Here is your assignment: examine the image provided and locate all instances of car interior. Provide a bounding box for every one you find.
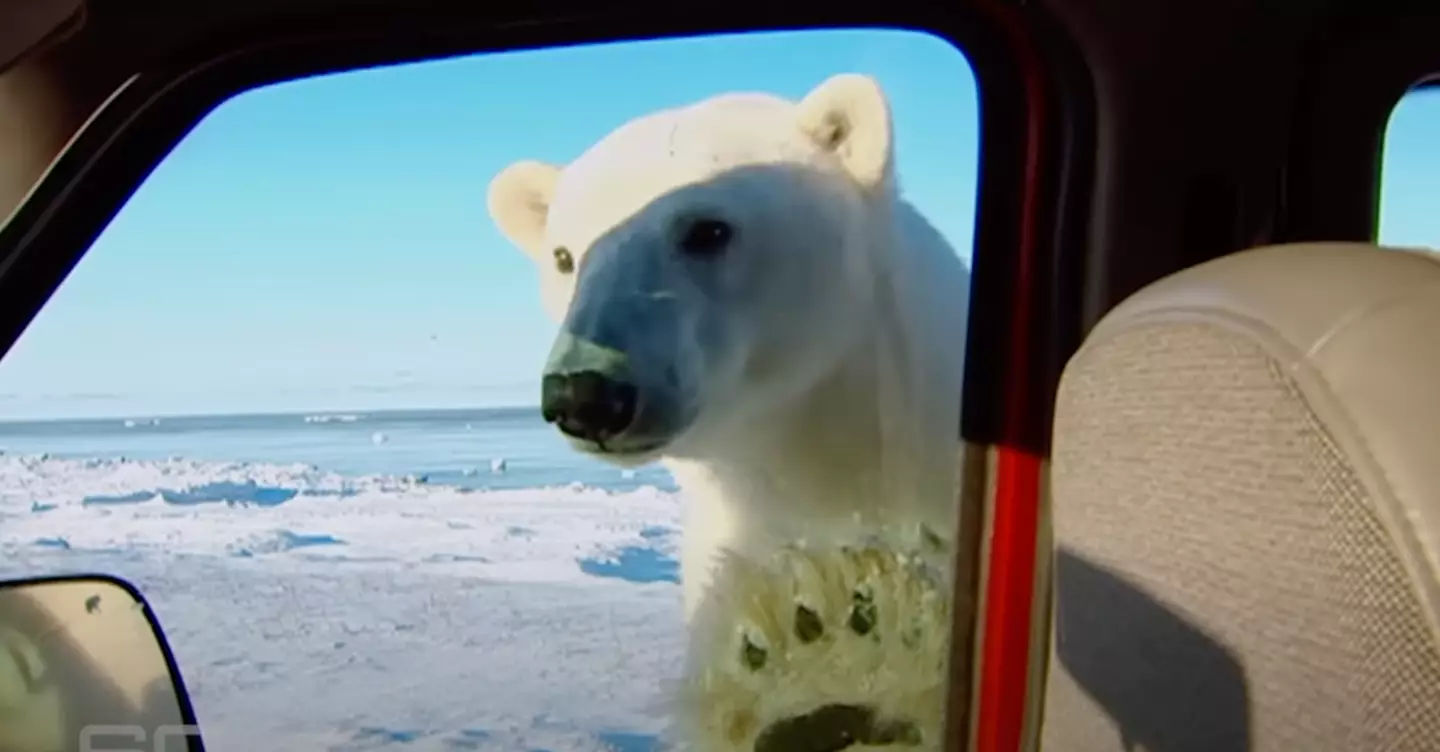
[0,0,1437,751]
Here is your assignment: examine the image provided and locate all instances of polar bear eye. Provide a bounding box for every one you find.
[678,219,734,257]
[552,247,575,274]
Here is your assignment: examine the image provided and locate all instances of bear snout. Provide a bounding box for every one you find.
[540,370,639,443]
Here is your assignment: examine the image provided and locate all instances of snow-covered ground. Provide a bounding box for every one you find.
[0,453,687,751]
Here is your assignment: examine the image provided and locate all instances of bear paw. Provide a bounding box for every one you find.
[673,539,955,752]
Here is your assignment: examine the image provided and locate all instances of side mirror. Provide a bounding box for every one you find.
[0,574,204,752]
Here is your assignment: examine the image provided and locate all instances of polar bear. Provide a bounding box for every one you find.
[488,73,970,751]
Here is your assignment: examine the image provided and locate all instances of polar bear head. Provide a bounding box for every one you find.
[487,74,896,466]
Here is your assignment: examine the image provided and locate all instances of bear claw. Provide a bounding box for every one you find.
[848,587,878,637]
[795,604,825,643]
[741,635,768,671]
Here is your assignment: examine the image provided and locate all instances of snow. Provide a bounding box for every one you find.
[0,453,686,751]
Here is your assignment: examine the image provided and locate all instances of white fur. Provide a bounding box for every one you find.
[674,537,956,752]
[489,73,970,750]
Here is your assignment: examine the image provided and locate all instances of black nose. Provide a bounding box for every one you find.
[540,371,638,442]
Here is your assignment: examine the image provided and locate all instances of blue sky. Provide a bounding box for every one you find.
[1379,88,1440,248]
[0,28,981,420]
[0,34,1435,421]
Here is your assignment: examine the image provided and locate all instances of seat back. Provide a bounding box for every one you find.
[1039,242,1440,751]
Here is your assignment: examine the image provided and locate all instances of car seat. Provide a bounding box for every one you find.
[1039,242,1440,751]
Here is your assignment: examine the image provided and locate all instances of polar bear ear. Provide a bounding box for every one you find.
[487,159,562,258]
[795,73,894,190]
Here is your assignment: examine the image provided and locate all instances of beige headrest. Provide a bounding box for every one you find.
[1083,241,1440,638]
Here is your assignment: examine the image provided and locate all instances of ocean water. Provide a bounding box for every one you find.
[0,407,677,493]
[0,407,688,752]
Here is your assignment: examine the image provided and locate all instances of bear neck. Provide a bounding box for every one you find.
[664,198,957,553]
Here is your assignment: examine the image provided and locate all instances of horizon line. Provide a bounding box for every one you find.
[0,402,544,426]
